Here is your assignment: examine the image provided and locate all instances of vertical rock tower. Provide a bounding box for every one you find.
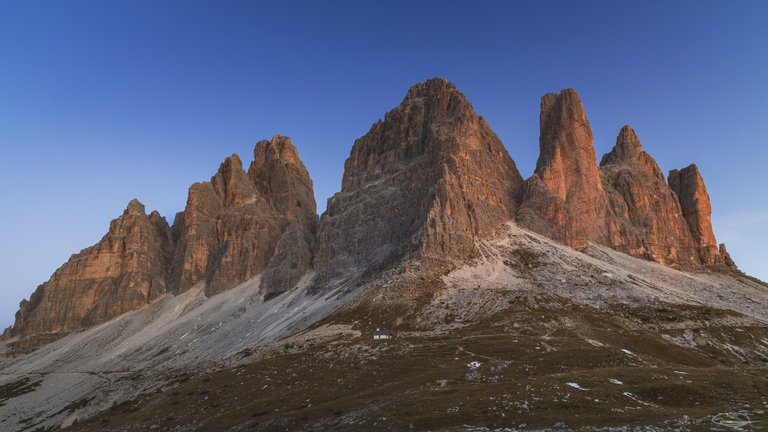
[518,89,614,248]
[668,164,735,269]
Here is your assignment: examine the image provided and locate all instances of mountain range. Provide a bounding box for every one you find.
[1,79,765,432]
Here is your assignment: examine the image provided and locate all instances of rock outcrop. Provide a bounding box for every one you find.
[314,78,524,278]
[3,200,172,352]
[172,135,317,296]
[668,164,736,270]
[517,89,615,249]
[599,125,701,268]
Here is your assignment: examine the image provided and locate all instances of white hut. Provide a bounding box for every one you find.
[373,328,391,340]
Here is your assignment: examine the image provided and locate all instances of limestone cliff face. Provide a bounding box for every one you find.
[4,200,172,351]
[668,164,735,270]
[599,126,700,268]
[314,78,524,277]
[517,89,615,249]
[172,135,317,296]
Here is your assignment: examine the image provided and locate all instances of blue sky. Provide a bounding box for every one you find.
[1,1,766,329]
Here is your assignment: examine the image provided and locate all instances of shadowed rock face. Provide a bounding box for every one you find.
[599,125,701,268]
[314,78,524,277]
[668,164,735,270]
[250,136,318,296]
[172,135,317,297]
[171,154,274,295]
[3,200,173,351]
[517,89,615,249]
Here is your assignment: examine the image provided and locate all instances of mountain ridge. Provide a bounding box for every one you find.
[1,78,766,431]
[1,77,743,353]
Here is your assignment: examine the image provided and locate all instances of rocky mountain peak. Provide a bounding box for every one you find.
[518,88,613,249]
[210,153,257,208]
[249,134,316,222]
[600,125,644,165]
[253,134,304,168]
[668,164,711,243]
[3,199,173,353]
[536,88,599,198]
[401,77,455,101]
[402,77,472,118]
[669,163,702,188]
[125,198,146,215]
[616,124,642,148]
[172,136,317,296]
[600,126,666,182]
[316,78,523,278]
[539,88,586,135]
[248,134,318,297]
[597,126,701,268]
[148,210,165,223]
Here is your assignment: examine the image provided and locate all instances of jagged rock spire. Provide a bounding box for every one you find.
[249,134,316,227]
[518,88,613,249]
[600,125,644,166]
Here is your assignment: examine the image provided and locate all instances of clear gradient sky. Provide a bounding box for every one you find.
[1,1,767,329]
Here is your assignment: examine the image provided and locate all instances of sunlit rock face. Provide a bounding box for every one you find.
[517,90,736,272]
[668,164,736,270]
[599,125,700,268]
[314,78,524,278]
[517,88,615,249]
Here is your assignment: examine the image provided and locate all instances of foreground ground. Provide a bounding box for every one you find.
[63,292,768,431]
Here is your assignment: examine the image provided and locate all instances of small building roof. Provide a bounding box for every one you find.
[373,328,391,335]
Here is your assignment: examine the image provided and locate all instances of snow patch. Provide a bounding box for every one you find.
[566,382,589,391]
[623,392,658,407]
